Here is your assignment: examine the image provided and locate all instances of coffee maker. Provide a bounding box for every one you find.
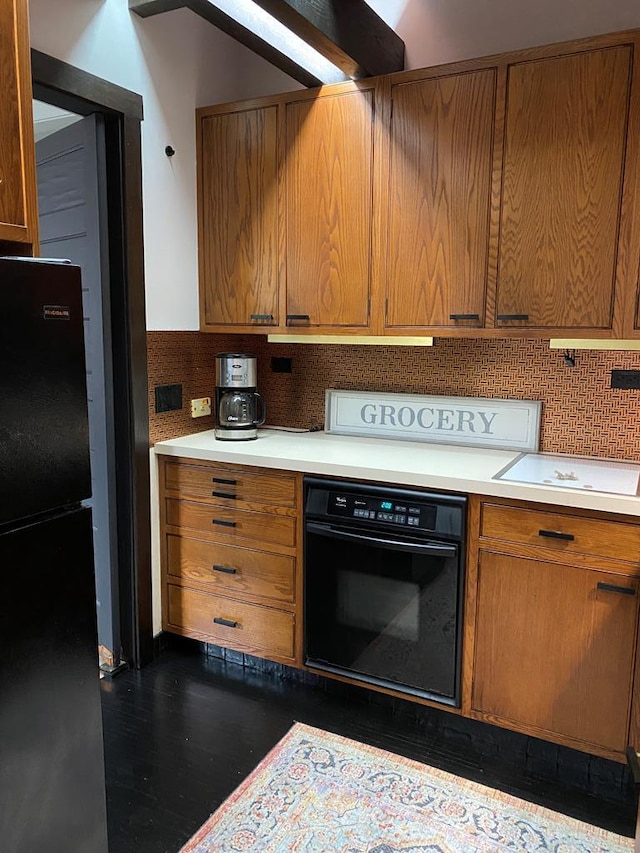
[214,353,265,441]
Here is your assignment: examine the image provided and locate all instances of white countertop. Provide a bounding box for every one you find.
[154,429,640,517]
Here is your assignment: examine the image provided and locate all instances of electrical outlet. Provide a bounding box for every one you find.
[611,370,640,389]
[191,397,212,418]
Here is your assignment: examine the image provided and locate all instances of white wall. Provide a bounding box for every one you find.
[367,0,640,68]
[28,0,299,330]
[29,1,640,330]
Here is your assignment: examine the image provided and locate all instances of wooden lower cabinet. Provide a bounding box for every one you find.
[159,459,640,759]
[469,498,640,760]
[160,457,302,666]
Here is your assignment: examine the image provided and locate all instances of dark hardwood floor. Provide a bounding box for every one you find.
[101,641,637,853]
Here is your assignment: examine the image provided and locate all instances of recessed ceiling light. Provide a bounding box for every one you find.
[205,0,349,84]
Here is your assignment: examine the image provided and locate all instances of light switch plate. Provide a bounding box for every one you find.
[191,397,211,418]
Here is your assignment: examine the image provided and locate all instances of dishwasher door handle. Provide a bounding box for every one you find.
[306,521,458,557]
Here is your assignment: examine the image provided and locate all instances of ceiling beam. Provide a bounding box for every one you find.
[129,0,405,87]
[247,0,404,79]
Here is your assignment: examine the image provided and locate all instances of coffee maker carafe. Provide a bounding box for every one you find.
[215,354,265,441]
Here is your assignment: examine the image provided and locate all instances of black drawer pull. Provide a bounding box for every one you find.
[213,617,238,628]
[286,314,310,323]
[212,477,236,485]
[212,491,237,500]
[497,314,529,321]
[538,529,575,541]
[212,519,236,528]
[449,313,480,321]
[250,314,274,321]
[212,564,237,575]
[597,582,636,596]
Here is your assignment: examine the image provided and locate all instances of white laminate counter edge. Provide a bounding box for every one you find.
[153,430,640,517]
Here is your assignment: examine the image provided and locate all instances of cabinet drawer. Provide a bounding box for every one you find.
[481,503,640,563]
[164,461,296,508]
[166,534,295,603]
[166,585,295,659]
[165,498,296,548]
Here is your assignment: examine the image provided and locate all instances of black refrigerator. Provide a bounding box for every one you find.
[0,257,109,852]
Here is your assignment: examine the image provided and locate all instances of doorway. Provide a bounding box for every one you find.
[31,51,153,668]
[34,104,120,665]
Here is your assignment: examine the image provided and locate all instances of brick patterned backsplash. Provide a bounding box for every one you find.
[147,332,640,460]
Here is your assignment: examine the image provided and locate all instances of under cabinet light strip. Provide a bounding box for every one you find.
[549,339,640,351]
[267,335,434,346]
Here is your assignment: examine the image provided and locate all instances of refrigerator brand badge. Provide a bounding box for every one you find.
[325,389,541,451]
[43,305,71,320]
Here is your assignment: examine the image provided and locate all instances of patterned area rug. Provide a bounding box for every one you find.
[179,723,633,852]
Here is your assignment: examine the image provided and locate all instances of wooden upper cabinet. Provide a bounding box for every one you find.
[284,89,374,329]
[496,46,632,329]
[198,106,279,329]
[0,0,38,248]
[385,70,497,329]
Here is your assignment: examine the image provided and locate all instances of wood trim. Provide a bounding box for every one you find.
[196,78,378,120]
[485,66,507,327]
[381,27,640,88]
[475,493,640,527]
[31,50,143,119]
[31,54,152,668]
[461,495,481,716]
[294,472,304,666]
[276,101,286,333]
[469,708,626,763]
[629,620,640,749]
[15,0,38,250]
[372,74,391,335]
[617,36,640,336]
[160,457,170,634]
[120,114,153,667]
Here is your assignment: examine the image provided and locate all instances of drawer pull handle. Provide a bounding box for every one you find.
[286,314,310,323]
[250,314,274,322]
[449,313,480,321]
[212,564,237,575]
[497,314,529,321]
[212,519,236,528]
[212,491,237,500]
[212,477,236,486]
[538,529,574,541]
[213,617,238,628]
[597,582,636,596]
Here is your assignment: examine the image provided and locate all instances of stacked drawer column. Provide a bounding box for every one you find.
[160,458,302,665]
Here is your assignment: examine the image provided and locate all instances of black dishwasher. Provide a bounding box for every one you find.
[304,477,467,707]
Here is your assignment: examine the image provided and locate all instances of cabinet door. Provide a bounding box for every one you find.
[472,551,638,754]
[386,70,496,329]
[285,90,373,328]
[198,106,279,328]
[496,47,631,329]
[0,0,38,247]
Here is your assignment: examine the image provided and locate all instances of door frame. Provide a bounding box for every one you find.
[31,50,153,668]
